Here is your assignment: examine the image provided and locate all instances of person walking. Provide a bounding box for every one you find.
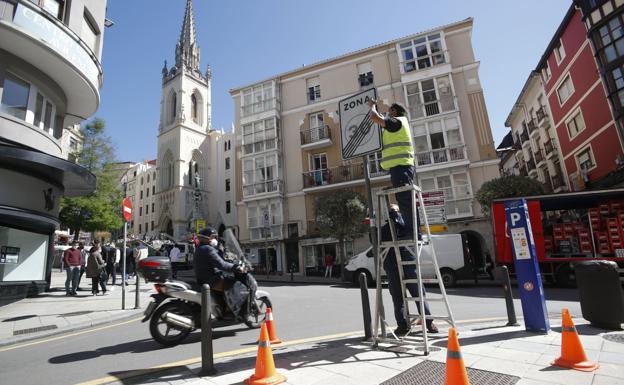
[86,242,107,296]
[368,100,419,239]
[76,242,88,291]
[105,242,118,288]
[324,253,334,278]
[62,242,81,296]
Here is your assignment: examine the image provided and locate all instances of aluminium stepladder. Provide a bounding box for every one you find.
[371,184,456,355]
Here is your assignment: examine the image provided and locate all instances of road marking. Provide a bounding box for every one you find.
[0,316,143,353]
[75,316,512,385]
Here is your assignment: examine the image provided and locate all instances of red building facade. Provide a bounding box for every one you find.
[537,7,623,189]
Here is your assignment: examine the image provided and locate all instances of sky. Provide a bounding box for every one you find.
[97,0,572,162]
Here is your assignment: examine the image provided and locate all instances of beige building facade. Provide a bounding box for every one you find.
[230,18,499,277]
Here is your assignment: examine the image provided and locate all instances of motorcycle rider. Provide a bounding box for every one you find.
[194,226,244,292]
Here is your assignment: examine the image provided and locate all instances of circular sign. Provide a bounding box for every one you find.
[122,198,133,222]
[523,281,534,291]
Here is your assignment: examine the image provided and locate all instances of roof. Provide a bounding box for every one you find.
[229,18,473,94]
[496,130,515,150]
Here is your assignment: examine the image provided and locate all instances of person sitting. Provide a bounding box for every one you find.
[194,226,244,292]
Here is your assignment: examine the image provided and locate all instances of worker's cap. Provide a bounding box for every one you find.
[197,226,218,239]
[390,103,406,116]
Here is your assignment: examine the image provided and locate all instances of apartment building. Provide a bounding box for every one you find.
[0,0,108,301]
[230,18,500,276]
[119,160,158,239]
[59,124,83,163]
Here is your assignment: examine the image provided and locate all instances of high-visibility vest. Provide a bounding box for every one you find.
[380,116,414,170]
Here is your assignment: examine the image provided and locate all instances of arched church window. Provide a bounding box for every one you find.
[169,92,177,123]
[191,93,198,123]
[188,161,193,185]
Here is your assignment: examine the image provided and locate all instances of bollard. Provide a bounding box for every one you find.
[199,284,216,376]
[134,273,140,309]
[494,266,519,326]
[359,272,373,340]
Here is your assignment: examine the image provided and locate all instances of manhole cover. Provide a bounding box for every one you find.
[381,360,520,385]
[60,311,93,317]
[13,325,57,336]
[603,333,624,344]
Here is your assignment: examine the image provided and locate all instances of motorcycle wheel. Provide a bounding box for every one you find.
[149,301,194,347]
[244,296,272,329]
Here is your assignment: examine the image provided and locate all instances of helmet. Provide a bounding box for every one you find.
[198,226,217,239]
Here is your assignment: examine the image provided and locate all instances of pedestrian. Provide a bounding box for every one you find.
[105,242,117,288]
[76,242,87,291]
[368,99,419,239]
[62,242,81,296]
[382,204,437,336]
[86,242,107,295]
[124,246,135,282]
[324,253,333,278]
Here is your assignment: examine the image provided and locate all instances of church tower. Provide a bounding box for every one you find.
[156,0,214,239]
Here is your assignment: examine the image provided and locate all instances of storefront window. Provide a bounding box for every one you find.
[0,226,48,282]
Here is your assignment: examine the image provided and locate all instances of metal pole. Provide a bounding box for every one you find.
[359,272,372,340]
[200,284,216,376]
[494,265,519,326]
[362,156,379,287]
[122,221,127,310]
[134,264,140,309]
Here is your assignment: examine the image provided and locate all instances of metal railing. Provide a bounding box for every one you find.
[302,162,386,188]
[527,119,538,134]
[551,173,565,189]
[544,140,554,155]
[415,145,466,167]
[242,179,283,197]
[534,149,544,164]
[526,159,536,170]
[520,130,529,142]
[536,106,547,123]
[241,97,279,117]
[300,125,332,145]
[408,95,456,120]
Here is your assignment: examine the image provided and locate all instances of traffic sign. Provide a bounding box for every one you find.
[122,198,133,222]
[417,191,447,225]
[339,88,382,160]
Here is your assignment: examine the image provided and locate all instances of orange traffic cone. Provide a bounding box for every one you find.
[552,308,599,372]
[244,322,287,385]
[444,328,470,385]
[265,307,282,344]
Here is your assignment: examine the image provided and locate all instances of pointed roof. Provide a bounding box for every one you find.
[175,0,201,73]
[179,0,197,52]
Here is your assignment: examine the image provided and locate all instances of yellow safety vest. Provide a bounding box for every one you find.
[380,116,414,170]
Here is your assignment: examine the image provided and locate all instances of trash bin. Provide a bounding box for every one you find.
[574,260,624,330]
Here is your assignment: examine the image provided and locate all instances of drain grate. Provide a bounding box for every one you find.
[603,333,624,344]
[381,360,520,385]
[13,324,58,336]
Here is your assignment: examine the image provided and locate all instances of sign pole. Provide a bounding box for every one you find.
[362,156,379,279]
[122,221,127,310]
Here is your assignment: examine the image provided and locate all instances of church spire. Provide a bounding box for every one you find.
[175,0,200,73]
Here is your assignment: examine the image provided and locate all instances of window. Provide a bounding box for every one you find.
[139,207,143,216]
[140,177,144,185]
[598,13,624,64]
[226,201,231,214]
[146,188,149,197]
[307,77,321,102]
[399,33,445,73]
[152,186,155,195]
[169,92,177,123]
[1,73,30,120]
[308,112,326,142]
[541,63,552,83]
[242,118,277,154]
[576,147,595,171]
[140,190,143,199]
[566,110,586,138]
[288,223,299,238]
[357,62,373,87]
[243,154,279,196]
[247,199,283,240]
[557,75,574,105]
[612,65,624,109]
[225,157,230,170]
[418,171,472,217]
[151,203,155,213]
[82,12,99,53]
[405,75,454,119]
[191,93,198,123]
[225,178,230,192]
[147,174,150,183]
[309,153,328,186]
[151,221,154,231]
[241,82,275,116]
[28,0,65,20]
[554,41,566,64]
[139,224,142,233]
[69,137,78,150]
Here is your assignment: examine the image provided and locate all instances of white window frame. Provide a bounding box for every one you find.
[242,153,279,197]
[557,74,575,105]
[309,153,328,171]
[82,10,99,54]
[565,109,586,139]
[398,33,446,74]
[306,77,321,103]
[242,117,277,155]
[241,81,275,115]
[575,145,597,173]
[541,63,552,83]
[554,39,566,65]
[404,75,456,120]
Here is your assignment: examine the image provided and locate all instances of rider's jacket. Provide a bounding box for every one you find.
[194,243,235,287]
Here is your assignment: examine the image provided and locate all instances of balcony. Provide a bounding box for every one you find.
[544,140,557,158]
[528,119,540,138]
[300,125,332,150]
[551,173,565,190]
[302,162,386,189]
[534,149,545,165]
[526,159,536,170]
[242,179,283,198]
[536,106,550,128]
[0,0,103,121]
[241,97,279,118]
[520,130,529,142]
[415,145,467,167]
[408,95,456,120]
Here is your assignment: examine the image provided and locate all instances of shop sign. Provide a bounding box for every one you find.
[0,246,20,264]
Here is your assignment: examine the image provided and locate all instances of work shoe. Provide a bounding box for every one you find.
[427,322,439,334]
[394,324,410,336]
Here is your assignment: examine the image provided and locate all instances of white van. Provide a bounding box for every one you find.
[344,234,469,287]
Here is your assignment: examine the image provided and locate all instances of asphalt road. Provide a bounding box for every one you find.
[0,282,581,385]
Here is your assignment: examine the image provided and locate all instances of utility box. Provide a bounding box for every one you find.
[575,260,624,330]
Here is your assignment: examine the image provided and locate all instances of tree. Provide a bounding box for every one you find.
[475,175,546,216]
[315,190,368,281]
[59,118,123,240]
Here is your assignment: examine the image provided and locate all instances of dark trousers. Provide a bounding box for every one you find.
[106,263,116,285]
[383,246,432,327]
[389,165,420,236]
[91,276,107,294]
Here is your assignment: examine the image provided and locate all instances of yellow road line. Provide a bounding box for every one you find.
[0,316,143,353]
[74,317,512,385]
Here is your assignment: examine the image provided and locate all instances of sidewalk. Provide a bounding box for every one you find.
[102,317,624,385]
[0,271,155,347]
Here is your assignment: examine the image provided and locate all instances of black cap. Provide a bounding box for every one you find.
[198,226,217,239]
[390,103,406,116]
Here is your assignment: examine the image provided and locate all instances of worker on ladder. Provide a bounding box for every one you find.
[367,100,419,239]
[382,204,438,336]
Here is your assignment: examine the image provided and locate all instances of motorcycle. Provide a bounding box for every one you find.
[139,230,272,347]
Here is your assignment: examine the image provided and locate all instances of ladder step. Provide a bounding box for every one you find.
[402,278,439,284]
[377,184,422,196]
[404,296,446,302]
[380,240,428,247]
[399,260,434,266]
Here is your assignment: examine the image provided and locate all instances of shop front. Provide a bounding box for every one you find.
[243,240,283,276]
[300,238,354,278]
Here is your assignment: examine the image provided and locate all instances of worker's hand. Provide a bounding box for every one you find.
[367,99,377,108]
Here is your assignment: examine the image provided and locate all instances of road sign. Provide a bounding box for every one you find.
[417,191,447,225]
[504,199,550,333]
[339,88,382,160]
[122,198,133,222]
[195,219,206,234]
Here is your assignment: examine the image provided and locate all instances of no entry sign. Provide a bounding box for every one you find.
[339,88,382,160]
[122,198,133,222]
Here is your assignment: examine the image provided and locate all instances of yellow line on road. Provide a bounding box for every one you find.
[74,316,511,385]
[0,316,143,353]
